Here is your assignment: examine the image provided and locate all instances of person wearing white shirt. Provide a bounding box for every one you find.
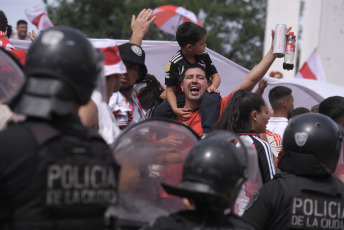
[266,86,294,161]
[79,42,126,147]
[10,20,31,41]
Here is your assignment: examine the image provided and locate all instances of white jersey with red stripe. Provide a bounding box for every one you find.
[108,91,145,128]
[266,117,288,157]
[0,31,15,51]
[266,130,282,158]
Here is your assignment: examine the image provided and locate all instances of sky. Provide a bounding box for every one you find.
[2,0,53,34]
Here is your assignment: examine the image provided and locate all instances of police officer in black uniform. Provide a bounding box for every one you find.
[142,131,255,230]
[242,113,344,230]
[0,27,119,229]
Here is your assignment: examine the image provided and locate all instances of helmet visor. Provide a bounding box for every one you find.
[0,49,25,104]
[111,119,199,222]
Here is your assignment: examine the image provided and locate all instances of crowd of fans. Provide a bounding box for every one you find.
[0,7,344,230]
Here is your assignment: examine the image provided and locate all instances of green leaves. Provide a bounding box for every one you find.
[45,0,266,69]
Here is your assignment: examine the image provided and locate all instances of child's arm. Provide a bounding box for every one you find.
[166,86,178,112]
[166,86,190,119]
[207,73,221,93]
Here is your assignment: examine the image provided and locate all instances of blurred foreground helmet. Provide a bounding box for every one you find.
[0,48,25,103]
[107,118,199,227]
[162,130,248,210]
[281,113,343,174]
[9,26,103,119]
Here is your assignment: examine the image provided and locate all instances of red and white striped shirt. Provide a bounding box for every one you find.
[0,31,15,51]
[266,129,282,158]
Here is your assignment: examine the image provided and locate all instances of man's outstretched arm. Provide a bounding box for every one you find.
[234,27,295,93]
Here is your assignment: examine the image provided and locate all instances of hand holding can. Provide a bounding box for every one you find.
[273,24,287,58]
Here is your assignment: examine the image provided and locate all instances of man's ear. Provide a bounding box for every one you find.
[283,100,288,110]
[180,82,185,93]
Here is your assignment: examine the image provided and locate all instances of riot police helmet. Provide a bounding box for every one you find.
[9,26,103,119]
[162,130,248,210]
[281,113,343,175]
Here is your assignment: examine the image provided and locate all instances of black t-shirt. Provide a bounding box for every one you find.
[165,50,218,93]
[143,210,255,230]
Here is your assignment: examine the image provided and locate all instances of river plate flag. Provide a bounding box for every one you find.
[295,48,326,81]
[25,6,54,31]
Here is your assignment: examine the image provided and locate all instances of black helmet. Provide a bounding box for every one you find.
[281,113,343,174]
[162,131,248,210]
[9,26,103,119]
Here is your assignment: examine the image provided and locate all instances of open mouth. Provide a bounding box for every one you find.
[190,86,200,94]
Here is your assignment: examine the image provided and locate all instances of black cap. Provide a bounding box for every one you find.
[119,43,147,83]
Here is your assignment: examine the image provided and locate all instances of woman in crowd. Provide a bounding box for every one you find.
[214,89,275,215]
[215,89,275,183]
[0,10,14,50]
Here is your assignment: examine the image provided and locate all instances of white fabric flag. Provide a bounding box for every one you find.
[11,39,344,110]
[25,6,54,31]
[295,48,326,81]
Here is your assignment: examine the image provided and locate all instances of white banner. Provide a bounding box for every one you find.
[10,39,344,110]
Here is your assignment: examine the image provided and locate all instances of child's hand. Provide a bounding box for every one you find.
[173,108,191,120]
[207,85,219,93]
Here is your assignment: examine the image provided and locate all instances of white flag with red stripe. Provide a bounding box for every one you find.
[25,6,54,31]
[295,48,326,81]
[152,5,203,35]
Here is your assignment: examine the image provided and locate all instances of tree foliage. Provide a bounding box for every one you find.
[45,0,266,69]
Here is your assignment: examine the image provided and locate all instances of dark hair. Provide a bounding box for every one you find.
[268,86,292,111]
[319,96,344,123]
[6,25,12,38]
[17,20,28,26]
[311,104,320,113]
[215,90,265,133]
[0,11,12,37]
[176,22,207,48]
[181,64,209,83]
[0,10,8,32]
[135,74,165,117]
[292,107,310,118]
